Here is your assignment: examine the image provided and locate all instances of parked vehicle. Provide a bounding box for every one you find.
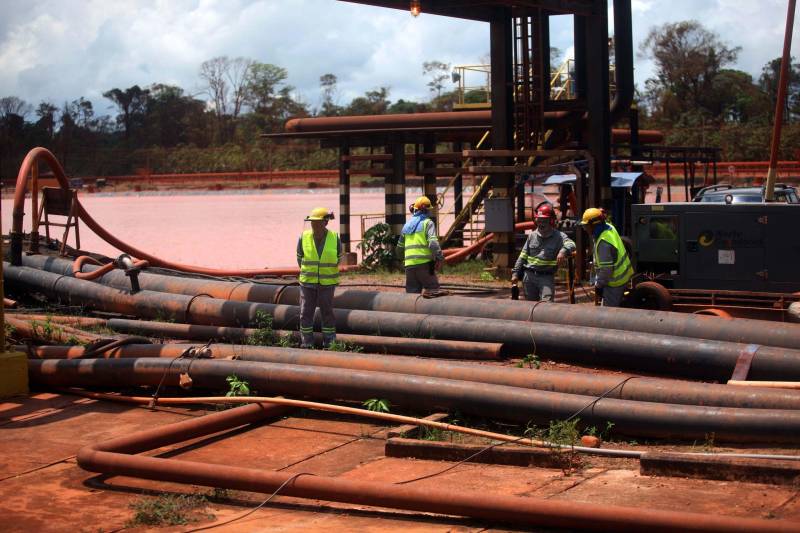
[692,183,799,204]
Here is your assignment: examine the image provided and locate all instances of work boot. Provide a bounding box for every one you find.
[300,331,314,349]
[322,333,336,349]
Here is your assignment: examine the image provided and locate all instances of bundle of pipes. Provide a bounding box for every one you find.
[8,261,800,381]
[31,343,800,411]
[7,313,502,359]
[28,357,800,443]
[23,254,800,350]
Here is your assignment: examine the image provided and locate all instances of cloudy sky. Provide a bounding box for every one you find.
[0,0,796,118]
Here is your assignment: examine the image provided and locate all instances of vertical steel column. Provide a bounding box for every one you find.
[489,6,515,269]
[385,142,406,237]
[572,14,589,280]
[338,140,351,252]
[583,4,611,211]
[666,159,672,202]
[422,134,438,229]
[453,141,464,247]
[30,162,40,253]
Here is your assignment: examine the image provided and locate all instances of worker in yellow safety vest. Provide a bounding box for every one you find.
[297,207,343,348]
[396,195,445,294]
[578,207,634,307]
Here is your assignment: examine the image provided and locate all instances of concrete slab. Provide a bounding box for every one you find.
[551,468,797,520]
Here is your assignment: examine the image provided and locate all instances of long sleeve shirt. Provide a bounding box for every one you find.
[396,215,444,262]
[512,229,576,278]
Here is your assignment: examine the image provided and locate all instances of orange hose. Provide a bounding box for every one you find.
[693,308,733,319]
[444,221,536,265]
[73,256,116,280]
[12,148,357,277]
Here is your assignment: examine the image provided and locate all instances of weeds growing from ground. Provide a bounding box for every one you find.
[363,398,391,413]
[225,375,251,397]
[246,310,275,346]
[326,340,364,352]
[126,493,212,527]
[516,353,541,369]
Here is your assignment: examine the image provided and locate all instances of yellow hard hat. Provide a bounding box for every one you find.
[413,195,432,210]
[305,207,334,221]
[579,207,605,225]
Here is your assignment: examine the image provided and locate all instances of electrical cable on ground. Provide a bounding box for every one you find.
[182,472,312,532]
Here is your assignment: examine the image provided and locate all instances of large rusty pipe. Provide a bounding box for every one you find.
[24,254,800,351]
[7,264,800,381]
[104,318,503,359]
[29,357,800,443]
[77,403,794,532]
[32,343,800,411]
[283,113,662,142]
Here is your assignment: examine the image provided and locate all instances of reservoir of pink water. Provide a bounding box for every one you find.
[2,188,456,269]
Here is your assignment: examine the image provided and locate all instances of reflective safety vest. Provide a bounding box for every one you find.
[594,226,633,288]
[299,230,340,285]
[403,218,435,267]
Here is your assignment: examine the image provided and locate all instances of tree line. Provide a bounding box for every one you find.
[1,20,798,179]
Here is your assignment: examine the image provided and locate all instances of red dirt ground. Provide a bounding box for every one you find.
[1,391,799,532]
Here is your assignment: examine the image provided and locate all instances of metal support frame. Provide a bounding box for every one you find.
[490,6,516,269]
[423,134,438,229]
[338,140,351,252]
[385,142,406,236]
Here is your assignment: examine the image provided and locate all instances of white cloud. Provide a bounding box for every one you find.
[0,0,796,118]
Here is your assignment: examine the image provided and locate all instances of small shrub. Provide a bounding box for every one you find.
[363,398,391,413]
[246,310,274,346]
[225,375,251,397]
[520,353,541,369]
[358,223,398,270]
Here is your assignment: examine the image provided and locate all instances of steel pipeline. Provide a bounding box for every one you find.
[7,263,800,381]
[31,343,800,411]
[77,403,793,532]
[25,254,800,351]
[103,318,503,359]
[29,357,800,443]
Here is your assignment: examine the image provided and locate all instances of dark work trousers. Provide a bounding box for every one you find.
[601,284,625,307]
[522,271,555,302]
[299,284,336,347]
[405,262,441,294]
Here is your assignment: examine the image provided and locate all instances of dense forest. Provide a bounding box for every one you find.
[1,20,798,179]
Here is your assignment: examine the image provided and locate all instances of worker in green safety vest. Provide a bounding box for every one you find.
[297,207,343,348]
[396,195,445,295]
[579,207,634,307]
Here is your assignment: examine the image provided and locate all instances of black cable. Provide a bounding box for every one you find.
[564,376,637,422]
[182,472,311,532]
[149,342,210,408]
[397,376,638,485]
[396,434,531,485]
